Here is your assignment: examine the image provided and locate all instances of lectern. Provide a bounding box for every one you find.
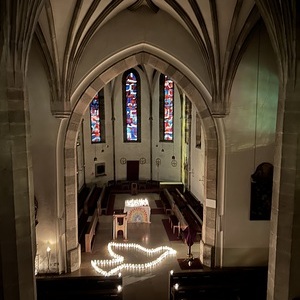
[113,213,128,240]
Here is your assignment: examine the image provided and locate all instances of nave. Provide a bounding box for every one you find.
[74,193,194,300]
[36,191,268,300]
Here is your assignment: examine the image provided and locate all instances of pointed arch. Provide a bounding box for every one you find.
[63,51,220,271]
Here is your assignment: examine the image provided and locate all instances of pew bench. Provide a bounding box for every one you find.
[83,184,96,214]
[85,210,98,253]
[169,214,180,236]
[169,268,268,300]
[36,275,123,300]
[160,191,172,214]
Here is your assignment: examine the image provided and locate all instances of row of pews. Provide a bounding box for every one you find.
[77,184,110,253]
[36,275,123,300]
[169,267,268,300]
[161,188,203,242]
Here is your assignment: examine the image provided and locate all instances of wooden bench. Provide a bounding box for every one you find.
[85,210,98,253]
[96,184,106,215]
[172,204,188,232]
[78,185,90,213]
[169,214,180,236]
[169,268,268,300]
[163,188,176,208]
[172,189,202,241]
[36,275,123,300]
[160,191,172,214]
[83,184,96,214]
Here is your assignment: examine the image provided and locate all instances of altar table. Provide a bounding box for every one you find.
[124,199,151,223]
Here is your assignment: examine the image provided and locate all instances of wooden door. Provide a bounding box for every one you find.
[127,160,139,181]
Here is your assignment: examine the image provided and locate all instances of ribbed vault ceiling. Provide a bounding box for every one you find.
[37,0,261,115]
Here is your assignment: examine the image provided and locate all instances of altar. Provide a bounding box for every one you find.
[124,199,151,223]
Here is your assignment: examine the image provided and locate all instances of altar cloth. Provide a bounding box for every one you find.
[124,199,151,223]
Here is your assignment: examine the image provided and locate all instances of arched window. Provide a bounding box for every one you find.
[160,74,174,141]
[123,69,141,142]
[90,89,105,143]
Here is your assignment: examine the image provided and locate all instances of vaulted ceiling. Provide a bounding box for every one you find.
[34,0,275,117]
[35,0,262,115]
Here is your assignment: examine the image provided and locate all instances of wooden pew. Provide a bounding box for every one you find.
[169,267,267,300]
[160,190,172,214]
[100,186,112,215]
[181,189,203,222]
[163,188,176,208]
[84,184,96,214]
[78,185,90,213]
[85,209,98,253]
[36,275,123,300]
[172,204,188,232]
[97,184,106,215]
[173,188,202,240]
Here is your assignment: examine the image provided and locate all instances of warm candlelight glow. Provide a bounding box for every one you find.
[125,199,149,207]
[91,242,176,276]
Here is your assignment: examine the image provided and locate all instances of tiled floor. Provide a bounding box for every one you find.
[72,193,200,300]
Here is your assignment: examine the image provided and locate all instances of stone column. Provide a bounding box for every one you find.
[267,72,300,299]
[0,1,44,298]
[0,55,36,299]
[200,135,218,267]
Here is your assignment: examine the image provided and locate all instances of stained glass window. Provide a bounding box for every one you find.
[123,69,141,142]
[90,90,105,143]
[160,74,174,141]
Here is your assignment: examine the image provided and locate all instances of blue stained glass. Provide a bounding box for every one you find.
[163,76,174,141]
[125,72,138,141]
[90,95,101,143]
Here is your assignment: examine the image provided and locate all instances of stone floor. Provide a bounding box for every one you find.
[72,193,200,300]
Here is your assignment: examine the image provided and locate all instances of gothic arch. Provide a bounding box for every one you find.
[64,52,219,271]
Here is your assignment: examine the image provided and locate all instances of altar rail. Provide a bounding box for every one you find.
[36,275,123,300]
[169,267,267,300]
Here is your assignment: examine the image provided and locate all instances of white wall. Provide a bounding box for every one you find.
[82,68,182,185]
[83,85,114,187]
[223,27,278,266]
[27,39,62,272]
[114,69,152,180]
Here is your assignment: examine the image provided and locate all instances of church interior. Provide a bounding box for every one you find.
[1,1,300,300]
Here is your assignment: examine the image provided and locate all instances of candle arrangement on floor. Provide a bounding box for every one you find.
[91,242,176,276]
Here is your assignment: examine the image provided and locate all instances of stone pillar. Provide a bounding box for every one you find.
[267,74,300,299]
[65,127,81,272]
[200,137,217,267]
[0,57,36,299]
[0,1,44,298]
